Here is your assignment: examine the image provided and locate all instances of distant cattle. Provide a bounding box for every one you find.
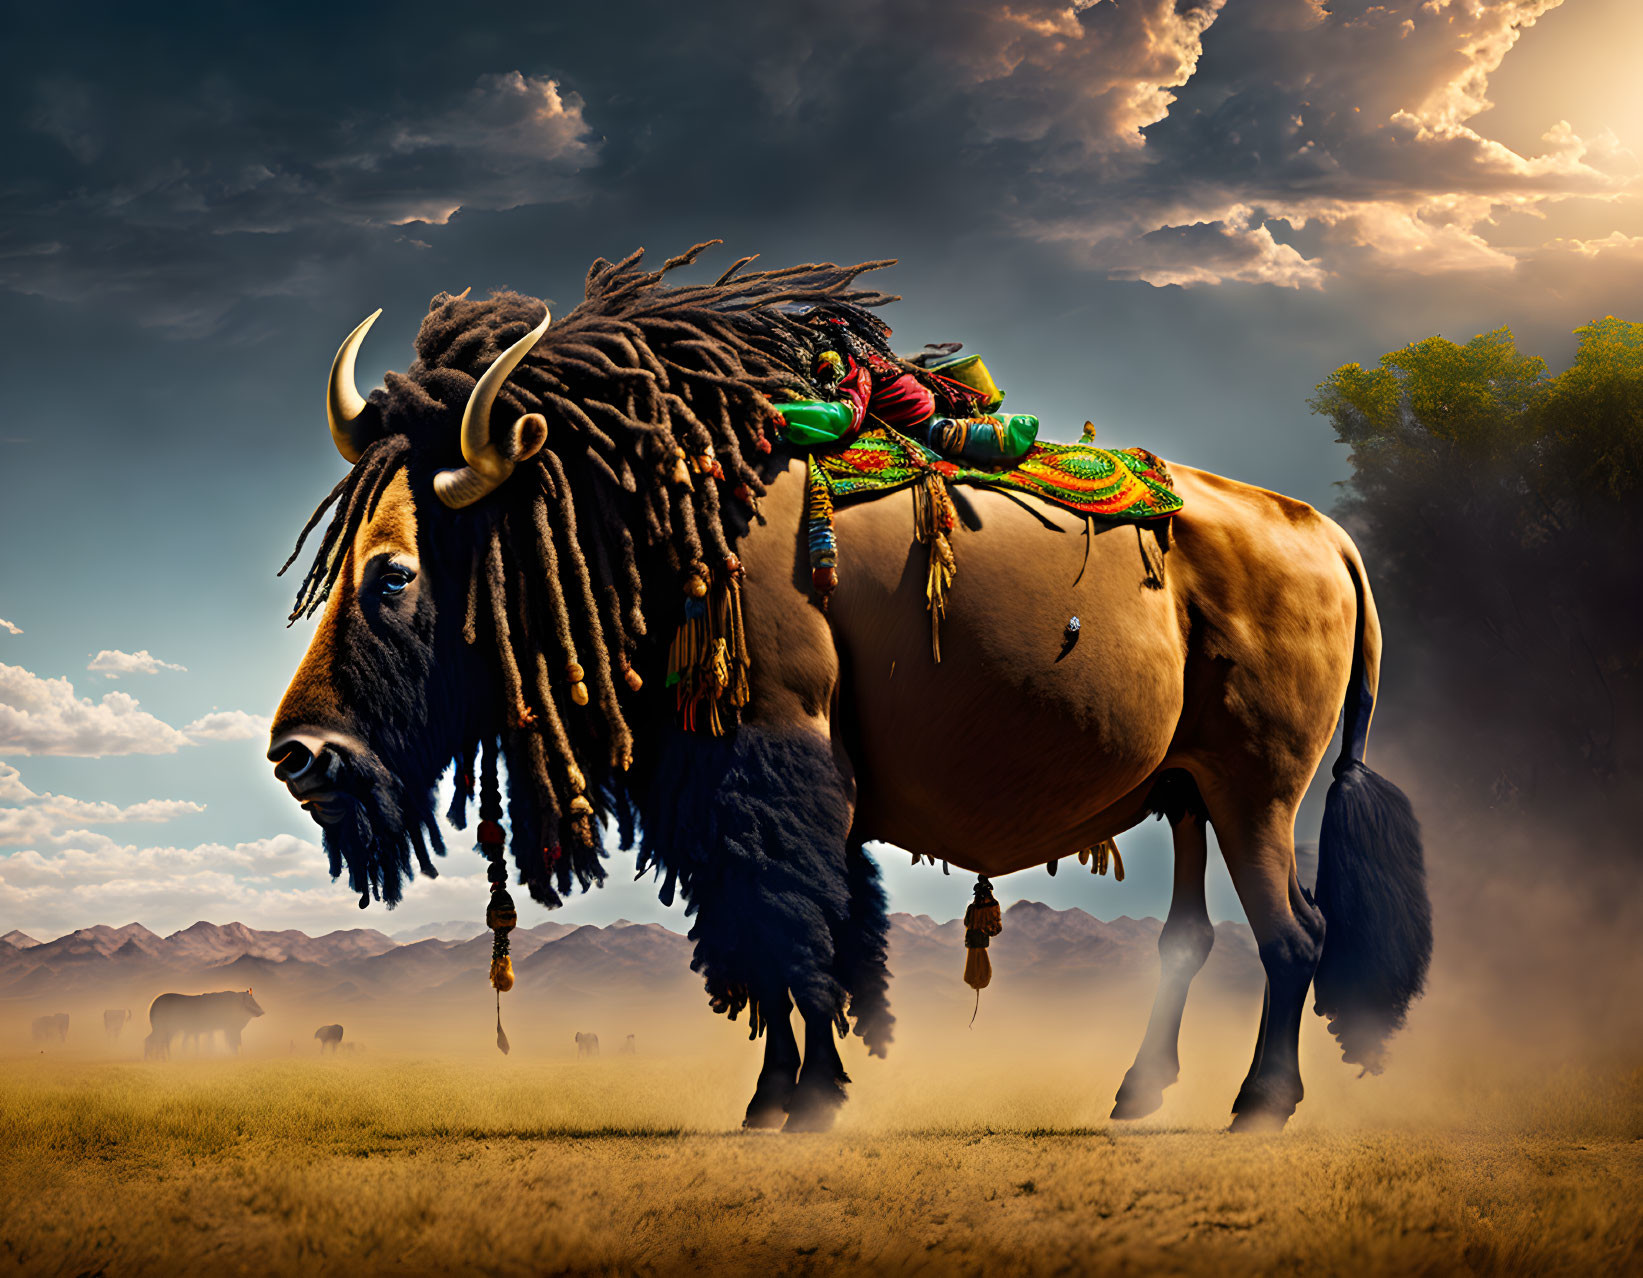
[314,1024,344,1053]
[618,1034,636,1055]
[31,1013,68,1043]
[104,1009,133,1040]
[575,1032,600,1058]
[145,989,264,1059]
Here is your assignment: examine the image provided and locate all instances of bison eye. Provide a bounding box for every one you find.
[380,567,414,596]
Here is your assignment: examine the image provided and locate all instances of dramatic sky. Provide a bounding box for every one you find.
[2,0,1638,940]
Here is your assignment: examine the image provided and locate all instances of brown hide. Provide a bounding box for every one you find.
[733,458,1367,878]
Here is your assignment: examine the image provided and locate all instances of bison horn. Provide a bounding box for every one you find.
[326,309,383,464]
[434,305,552,509]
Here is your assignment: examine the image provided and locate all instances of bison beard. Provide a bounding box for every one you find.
[325,747,445,908]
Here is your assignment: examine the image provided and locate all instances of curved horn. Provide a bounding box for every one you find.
[326,309,383,464]
[434,305,552,509]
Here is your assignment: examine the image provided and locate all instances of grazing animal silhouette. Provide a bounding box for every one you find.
[618,1034,637,1055]
[314,1024,344,1053]
[31,1013,69,1043]
[575,1032,600,1058]
[145,989,264,1059]
[104,1008,133,1040]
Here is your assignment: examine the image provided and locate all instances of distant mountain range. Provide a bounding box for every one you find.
[1,904,1262,1010]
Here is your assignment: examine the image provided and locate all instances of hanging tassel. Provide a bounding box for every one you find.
[913,472,959,662]
[478,743,514,1054]
[962,875,1003,1025]
[666,564,751,737]
[806,454,838,604]
[1076,838,1126,880]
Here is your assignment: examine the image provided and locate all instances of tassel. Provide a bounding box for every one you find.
[913,472,959,662]
[806,454,838,605]
[1077,838,1125,880]
[962,875,1003,1025]
[478,748,514,1054]
[666,568,751,737]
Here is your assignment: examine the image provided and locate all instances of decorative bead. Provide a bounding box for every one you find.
[566,661,584,683]
[756,437,772,455]
[687,576,708,599]
[571,682,589,706]
[476,819,505,846]
[812,565,838,592]
[624,668,644,692]
[569,794,594,816]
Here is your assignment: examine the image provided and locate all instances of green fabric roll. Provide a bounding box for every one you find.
[999,414,1039,458]
[777,399,856,445]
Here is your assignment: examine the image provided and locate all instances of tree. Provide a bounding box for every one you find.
[1311,319,1643,810]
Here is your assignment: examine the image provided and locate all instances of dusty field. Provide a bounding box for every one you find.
[1,1042,1639,1277]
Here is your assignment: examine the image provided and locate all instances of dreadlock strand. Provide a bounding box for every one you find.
[484,528,529,728]
[542,449,627,762]
[528,481,582,681]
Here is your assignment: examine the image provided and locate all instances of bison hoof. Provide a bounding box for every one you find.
[743,1099,789,1130]
[1228,1080,1299,1132]
[1227,1107,1290,1134]
[1110,1080,1167,1121]
[782,1087,843,1134]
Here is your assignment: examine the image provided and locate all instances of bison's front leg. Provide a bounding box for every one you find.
[784,1003,852,1132]
[743,990,800,1129]
[641,723,872,1134]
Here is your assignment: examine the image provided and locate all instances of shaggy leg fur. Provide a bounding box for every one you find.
[1113,810,1214,1119]
[832,838,894,1059]
[785,1002,852,1133]
[640,725,857,1035]
[640,725,883,1130]
[744,991,801,1129]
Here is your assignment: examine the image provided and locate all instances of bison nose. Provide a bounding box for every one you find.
[267,726,335,775]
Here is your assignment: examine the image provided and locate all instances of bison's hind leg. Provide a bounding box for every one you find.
[1207,793,1326,1132]
[1113,789,1214,1120]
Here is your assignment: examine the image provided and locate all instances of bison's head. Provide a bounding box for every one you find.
[269,301,555,907]
[243,989,265,1018]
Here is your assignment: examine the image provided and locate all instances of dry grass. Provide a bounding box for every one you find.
[1,1047,1639,1277]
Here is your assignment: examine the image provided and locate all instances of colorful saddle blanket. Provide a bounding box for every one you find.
[814,424,1182,520]
[803,425,1181,659]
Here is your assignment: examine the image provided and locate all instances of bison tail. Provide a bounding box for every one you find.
[1311,551,1432,1075]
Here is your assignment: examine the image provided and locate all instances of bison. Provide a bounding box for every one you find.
[145,989,264,1059]
[104,1008,133,1040]
[314,1023,344,1052]
[267,246,1430,1132]
[31,1012,68,1043]
[575,1032,600,1059]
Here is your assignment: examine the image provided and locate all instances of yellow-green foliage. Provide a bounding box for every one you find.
[2,1056,1639,1276]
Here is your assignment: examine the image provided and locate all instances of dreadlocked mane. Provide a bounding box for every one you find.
[281,242,899,914]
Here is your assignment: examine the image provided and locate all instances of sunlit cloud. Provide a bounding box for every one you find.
[184,710,273,743]
[0,662,193,756]
[86,648,187,678]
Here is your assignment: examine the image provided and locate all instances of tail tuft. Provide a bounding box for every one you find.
[1312,760,1432,1073]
